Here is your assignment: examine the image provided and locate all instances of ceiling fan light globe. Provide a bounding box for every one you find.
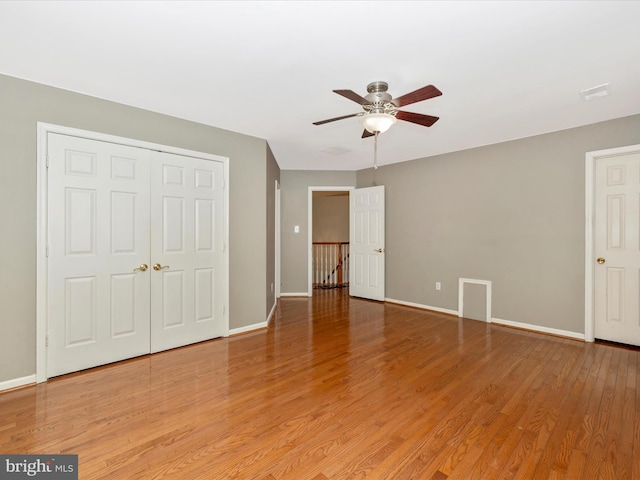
[360,113,396,133]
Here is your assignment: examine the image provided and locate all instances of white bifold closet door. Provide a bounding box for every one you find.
[149,151,225,353]
[47,133,224,378]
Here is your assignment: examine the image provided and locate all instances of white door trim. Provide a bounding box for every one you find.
[585,143,640,343]
[275,180,281,299]
[36,122,230,382]
[307,186,354,296]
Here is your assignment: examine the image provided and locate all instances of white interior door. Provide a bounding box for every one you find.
[594,152,640,346]
[150,151,226,352]
[47,134,151,377]
[349,185,385,301]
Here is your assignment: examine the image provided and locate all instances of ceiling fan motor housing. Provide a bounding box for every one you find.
[365,81,394,113]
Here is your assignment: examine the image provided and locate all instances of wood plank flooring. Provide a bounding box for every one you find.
[1,289,638,479]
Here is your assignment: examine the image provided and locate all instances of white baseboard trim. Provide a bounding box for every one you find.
[228,321,268,336]
[0,374,36,392]
[280,292,311,297]
[385,298,459,316]
[383,298,585,341]
[491,317,585,341]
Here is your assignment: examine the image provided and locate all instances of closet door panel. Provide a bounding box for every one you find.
[47,134,151,377]
[150,151,225,353]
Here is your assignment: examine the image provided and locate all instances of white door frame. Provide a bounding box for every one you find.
[36,122,230,382]
[275,179,281,299]
[307,186,354,296]
[585,143,640,342]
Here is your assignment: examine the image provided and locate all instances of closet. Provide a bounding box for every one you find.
[46,132,226,377]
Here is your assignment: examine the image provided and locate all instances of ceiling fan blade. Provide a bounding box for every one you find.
[392,85,442,108]
[313,113,360,126]
[361,129,374,138]
[334,89,371,105]
[396,110,440,127]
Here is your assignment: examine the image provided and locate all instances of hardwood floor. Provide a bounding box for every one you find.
[1,289,638,479]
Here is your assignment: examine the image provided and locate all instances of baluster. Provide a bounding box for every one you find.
[326,244,330,285]
[337,243,342,286]
[313,244,318,286]
[327,243,332,285]
[344,242,349,286]
[335,243,340,285]
[322,244,327,286]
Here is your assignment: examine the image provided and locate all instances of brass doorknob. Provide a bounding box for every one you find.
[374,248,385,253]
[153,263,170,271]
[597,257,606,264]
[133,264,148,272]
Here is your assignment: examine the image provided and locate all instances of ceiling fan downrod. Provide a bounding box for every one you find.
[374,131,379,170]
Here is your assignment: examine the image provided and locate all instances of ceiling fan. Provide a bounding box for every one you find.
[313,81,442,138]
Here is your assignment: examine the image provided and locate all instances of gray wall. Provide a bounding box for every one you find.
[0,74,271,383]
[280,171,356,294]
[312,194,349,243]
[357,114,640,335]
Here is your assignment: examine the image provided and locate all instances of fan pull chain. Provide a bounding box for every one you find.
[374,131,379,170]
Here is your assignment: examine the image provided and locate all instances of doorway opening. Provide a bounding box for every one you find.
[307,187,353,295]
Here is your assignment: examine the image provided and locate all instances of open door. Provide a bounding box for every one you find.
[593,151,640,346]
[349,186,385,301]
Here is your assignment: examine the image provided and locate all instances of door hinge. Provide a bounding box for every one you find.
[223,243,226,253]
[46,245,49,257]
[45,335,49,347]
[46,155,49,168]
[222,305,226,315]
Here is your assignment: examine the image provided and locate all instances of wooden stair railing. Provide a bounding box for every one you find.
[312,242,349,289]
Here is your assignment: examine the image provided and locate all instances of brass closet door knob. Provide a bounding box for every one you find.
[133,264,148,272]
[153,263,170,271]
[597,258,606,264]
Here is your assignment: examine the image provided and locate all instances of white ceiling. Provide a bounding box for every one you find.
[1,1,639,171]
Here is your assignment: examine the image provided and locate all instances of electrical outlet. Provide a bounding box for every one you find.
[436,282,441,291]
